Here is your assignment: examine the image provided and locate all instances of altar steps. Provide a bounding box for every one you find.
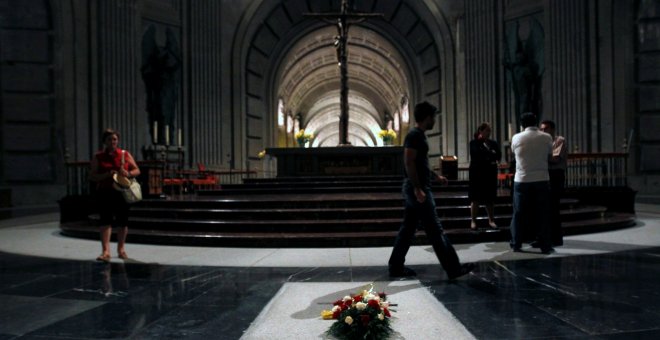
[122,207,605,232]
[242,175,405,183]
[62,210,635,247]
[58,174,638,247]
[126,200,593,223]
[60,182,636,247]
[206,180,468,195]
[143,192,509,209]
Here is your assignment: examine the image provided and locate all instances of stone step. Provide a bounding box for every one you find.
[242,175,408,183]
[117,205,605,232]
[128,203,599,222]
[60,212,636,247]
[139,191,520,209]
[236,178,407,185]
[136,194,579,211]
[222,179,469,189]
[201,184,471,195]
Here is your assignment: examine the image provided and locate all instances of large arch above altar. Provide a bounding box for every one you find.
[0,1,658,208]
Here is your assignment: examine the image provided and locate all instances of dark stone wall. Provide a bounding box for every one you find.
[0,0,63,205]
[632,0,660,199]
[459,0,636,157]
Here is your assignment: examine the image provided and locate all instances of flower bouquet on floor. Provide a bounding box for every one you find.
[321,285,393,340]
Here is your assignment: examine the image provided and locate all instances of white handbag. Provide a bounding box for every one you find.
[112,150,142,203]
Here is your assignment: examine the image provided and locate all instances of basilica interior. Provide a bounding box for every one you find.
[1,0,660,339]
[0,0,658,207]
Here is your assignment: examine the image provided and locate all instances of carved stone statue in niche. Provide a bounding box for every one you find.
[504,18,544,127]
[141,25,182,145]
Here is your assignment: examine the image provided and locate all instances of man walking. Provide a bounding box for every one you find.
[388,101,475,279]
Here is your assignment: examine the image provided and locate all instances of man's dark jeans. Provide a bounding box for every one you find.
[509,181,552,249]
[388,182,461,275]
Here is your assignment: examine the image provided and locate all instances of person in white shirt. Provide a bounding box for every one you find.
[540,120,567,247]
[509,113,554,253]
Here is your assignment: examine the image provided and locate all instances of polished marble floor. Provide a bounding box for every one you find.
[1,205,660,339]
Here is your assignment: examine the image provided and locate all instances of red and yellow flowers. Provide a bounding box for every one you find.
[322,286,393,340]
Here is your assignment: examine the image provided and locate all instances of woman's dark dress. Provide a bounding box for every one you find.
[468,139,501,203]
[94,148,130,227]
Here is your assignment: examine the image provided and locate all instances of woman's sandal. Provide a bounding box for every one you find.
[488,221,499,229]
[470,221,478,230]
[96,254,111,262]
[118,251,129,260]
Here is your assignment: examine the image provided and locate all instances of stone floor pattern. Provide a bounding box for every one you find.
[0,204,659,339]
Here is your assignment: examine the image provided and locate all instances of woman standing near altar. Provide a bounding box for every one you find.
[468,122,501,230]
[89,128,140,262]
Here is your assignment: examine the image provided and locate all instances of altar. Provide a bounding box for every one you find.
[265,146,404,177]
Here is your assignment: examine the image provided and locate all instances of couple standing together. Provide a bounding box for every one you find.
[510,113,566,253]
[469,113,565,253]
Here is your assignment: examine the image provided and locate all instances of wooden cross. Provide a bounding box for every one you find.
[304,0,383,146]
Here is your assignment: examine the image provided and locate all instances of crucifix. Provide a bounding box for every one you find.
[305,0,382,146]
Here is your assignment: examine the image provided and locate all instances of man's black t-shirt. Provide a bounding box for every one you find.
[404,127,431,188]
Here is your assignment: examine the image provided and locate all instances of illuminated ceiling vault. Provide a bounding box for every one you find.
[276,25,410,146]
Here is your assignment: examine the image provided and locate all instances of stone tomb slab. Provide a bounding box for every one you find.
[241,280,475,339]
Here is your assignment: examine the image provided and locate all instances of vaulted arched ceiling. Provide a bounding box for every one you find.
[276,25,410,146]
[237,0,450,159]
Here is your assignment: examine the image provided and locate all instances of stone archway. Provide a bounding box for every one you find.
[276,25,409,147]
[233,0,455,169]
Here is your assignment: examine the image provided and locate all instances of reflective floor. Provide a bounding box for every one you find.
[1,247,660,339]
[1,206,660,339]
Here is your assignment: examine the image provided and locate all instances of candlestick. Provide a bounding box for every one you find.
[165,125,170,145]
[153,121,158,144]
[177,128,182,147]
[508,123,513,139]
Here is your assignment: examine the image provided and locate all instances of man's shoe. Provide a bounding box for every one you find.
[512,247,523,252]
[532,240,560,249]
[448,263,475,280]
[389,267,417,277]
[541,247,555,255]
